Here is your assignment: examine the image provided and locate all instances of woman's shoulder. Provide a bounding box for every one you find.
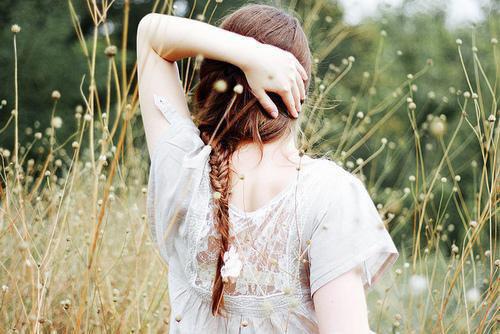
[304,156,363,190]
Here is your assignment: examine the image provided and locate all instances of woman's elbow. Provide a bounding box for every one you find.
[137,13,157,42]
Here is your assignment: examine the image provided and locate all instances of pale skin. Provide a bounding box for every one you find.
[137,13,371,334]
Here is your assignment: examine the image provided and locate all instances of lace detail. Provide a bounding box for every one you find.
[184,159,322,316]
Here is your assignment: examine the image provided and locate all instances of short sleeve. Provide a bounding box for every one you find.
[150,94,203,161]
[146,94,206,264]
[307,165,399,296]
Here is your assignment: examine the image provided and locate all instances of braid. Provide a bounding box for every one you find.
[206,137,234,316]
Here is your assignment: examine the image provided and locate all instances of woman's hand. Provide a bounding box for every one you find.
[239,38,308,118]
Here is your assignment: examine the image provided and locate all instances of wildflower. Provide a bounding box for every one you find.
[488,114,495,122]
[380,30,387,36]
[396,50,403,56]
[404,262,410,268]
[469,220,477,228]
[72,141,79,149]
[407,74,414,80]
[262,301,274,314]
[2,149,12,158]
[463,91,471,98]
[430,118,446,138]
[60,298,71,310]
[466,288,480,303]
[51,90,61,100]
[356,111,364,119]
[408,175,416,182]
[454,175,461,182]
[451,244,459,254]
[348,56,355,63]
[233,84,243,94]
[455,38,462,45]
[491,38,498,45]
[51,116,63,128]
[220,245,243,283]
[288,297,299,309]
[471,93,478,99]
[409,274,427,294]
[484,250,491,257]
[11,24,21,33]
[213,79,227,93]
[104,45,117,57]
[11,109,17,116]
[408,102,416,110]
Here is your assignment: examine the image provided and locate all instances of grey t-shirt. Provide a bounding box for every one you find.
[146,94,399,333]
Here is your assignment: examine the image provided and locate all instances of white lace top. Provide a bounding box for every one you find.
[146,94,399,333]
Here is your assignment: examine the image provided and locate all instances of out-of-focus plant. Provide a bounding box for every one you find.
[0,0,497,332]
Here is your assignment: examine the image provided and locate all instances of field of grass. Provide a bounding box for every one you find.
[0,1,498,333]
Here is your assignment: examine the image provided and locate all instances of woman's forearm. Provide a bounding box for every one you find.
[137,13,257,70]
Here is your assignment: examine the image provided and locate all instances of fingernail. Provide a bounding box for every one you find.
[272,110,278,118]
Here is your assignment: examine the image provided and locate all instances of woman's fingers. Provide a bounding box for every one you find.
[279,88,298,118]
[255,89,279,118]
[296,70,306,101]
[295,60,308,81]
[290,76,301,115]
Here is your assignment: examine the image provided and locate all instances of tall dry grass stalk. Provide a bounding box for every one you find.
[0,0,497,333]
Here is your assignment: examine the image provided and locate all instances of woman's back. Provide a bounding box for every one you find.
[146,95,399,333]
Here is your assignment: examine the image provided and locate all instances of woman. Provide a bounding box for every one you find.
[137,3,399,333]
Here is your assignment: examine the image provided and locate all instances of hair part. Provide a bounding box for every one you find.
[192,3,313,316]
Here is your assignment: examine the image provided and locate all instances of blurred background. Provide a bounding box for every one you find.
[0,0,498,332]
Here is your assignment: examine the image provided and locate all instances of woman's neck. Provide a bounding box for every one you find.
[233,133,300,166]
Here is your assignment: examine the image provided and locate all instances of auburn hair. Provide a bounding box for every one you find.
[192,3,313,316]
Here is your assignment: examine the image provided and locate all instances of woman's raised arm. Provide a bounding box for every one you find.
[136,13,307,155]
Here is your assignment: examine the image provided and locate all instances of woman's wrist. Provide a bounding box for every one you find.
[230,36,260,72]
